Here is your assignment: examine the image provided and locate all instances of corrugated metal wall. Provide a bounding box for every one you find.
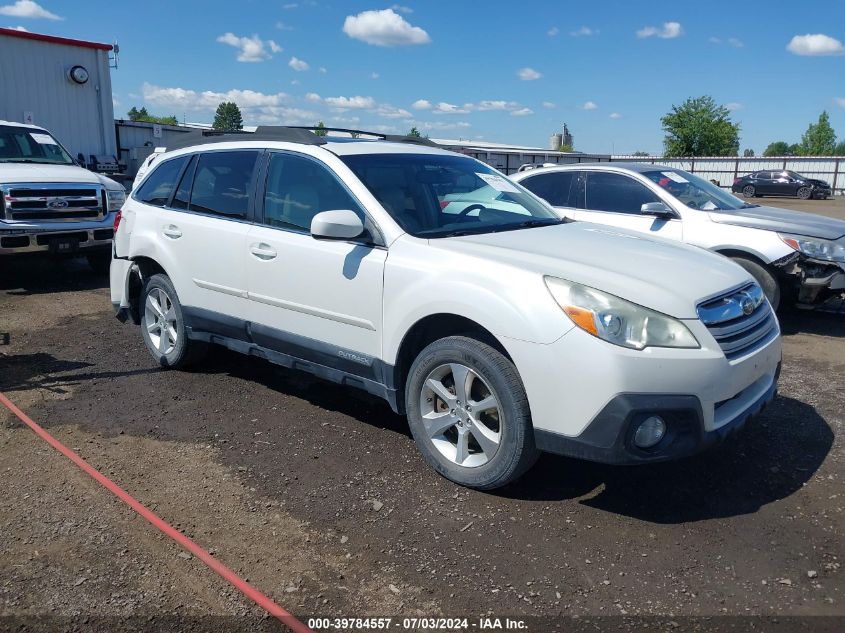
[114,121,198,178]
[446,148,611,175]
[612,156,844,194]
[0,34,115,160]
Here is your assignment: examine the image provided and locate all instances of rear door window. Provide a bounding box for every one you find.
[521,172,576,207]
[134,155,190,207]
[187,151,259,218]
[584,171,660,214]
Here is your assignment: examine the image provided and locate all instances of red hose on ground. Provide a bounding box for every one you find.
[0,391,314,633]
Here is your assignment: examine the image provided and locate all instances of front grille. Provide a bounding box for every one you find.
[1,183,103,222]
[698,283,778,360]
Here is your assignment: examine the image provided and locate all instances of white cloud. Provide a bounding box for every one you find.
[276,21,293,31]
[836,97,845,108]
[570,26,596,37]
[417,121,471,131]
[216,33,281,62]
[290,79,300,85]
[305,92,322,102]
[547,26,559,37]
[542,101,556,109]
[728,37,743,48]
[370,71,380,79]
[708,36,721,44]
[288,56,309,71]
[786,33,845,56]
[324,95,377,110]
[140,82,317,125]
[390,4,413,13]
[318,66,327,74]
[510,108,533,117]
[0,1,61,20]
[412,99,432,110]
[5,24,26,30]
[581,101,598,110]
[476,100,519,111]
[283,2,298,8]
[343,8,430,47]
[637,22,683,39]
[374,104,411,119]
[517,67,541,81]
[433,102,471,114]
[725,102,743,111]
[609,112,622,119]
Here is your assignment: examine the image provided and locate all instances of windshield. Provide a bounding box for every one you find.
[341,153,562,237]
[0,125,75,165]
[643,169,754,211]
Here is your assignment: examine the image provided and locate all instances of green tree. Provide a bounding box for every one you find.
[213,102,243,132]
[763,141,791,157]
[835,140,845,155]
[313,121,328,137]
[632,151,650,157]
[743,148,755,157]
[798,111,836,156]
[127,106,178,125]
[407,126,422,138]
[661,96,740,157]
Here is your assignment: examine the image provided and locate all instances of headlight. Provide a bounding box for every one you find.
[106,188,126,212]
[779,233,845,263]
[544,277,699,350]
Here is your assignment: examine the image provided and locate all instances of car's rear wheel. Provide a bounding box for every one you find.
[797,186,812,200]
[742,185,756,198]
[140,273,206,368]
[405,336,539,490]
[730,256,781,311]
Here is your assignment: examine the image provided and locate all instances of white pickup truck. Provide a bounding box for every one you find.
[0,120,126,271]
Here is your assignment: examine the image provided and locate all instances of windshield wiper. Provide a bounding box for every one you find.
[0,158,40,163]
[740,203,760,209]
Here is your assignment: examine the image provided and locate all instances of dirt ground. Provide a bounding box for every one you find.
[1,203,844,631]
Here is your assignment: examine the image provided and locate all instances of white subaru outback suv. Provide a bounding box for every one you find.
[110,128,782,489]
[513,163,845,310]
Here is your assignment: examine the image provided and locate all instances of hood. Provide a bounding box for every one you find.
[0,163,122,190]
[807,178,831,188]
[708,205,845,240]
[434,222,751,319]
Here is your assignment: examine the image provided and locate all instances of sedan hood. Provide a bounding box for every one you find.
[0,163,121,189]
[708,205,845,240]
[437,222,751,319]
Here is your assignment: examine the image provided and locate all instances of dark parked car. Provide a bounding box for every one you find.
[732,170,831,200]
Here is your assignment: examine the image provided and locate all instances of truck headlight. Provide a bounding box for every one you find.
[779,234,845,263]
[544,277,699,350]
[106,189,126,212]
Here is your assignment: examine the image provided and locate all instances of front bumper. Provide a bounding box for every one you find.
[534,364,779,464]
[0,212,116,256]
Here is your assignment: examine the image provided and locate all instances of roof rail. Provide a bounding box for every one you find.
[159,125,438,152]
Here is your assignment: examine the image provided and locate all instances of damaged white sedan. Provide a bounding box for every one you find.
[514,163,845,310]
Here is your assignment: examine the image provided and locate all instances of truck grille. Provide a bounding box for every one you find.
[697,283,778,360]
[1,183,104,222]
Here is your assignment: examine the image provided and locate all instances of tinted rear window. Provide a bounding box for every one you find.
[521,172,577,207]
[187,151,259,218]
[135,155,190,207]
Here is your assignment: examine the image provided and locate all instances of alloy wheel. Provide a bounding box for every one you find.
[742,185,755,198]
[144,287,178,356]
[419,363,502,467]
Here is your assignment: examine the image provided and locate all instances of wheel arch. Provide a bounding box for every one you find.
[390,313,513,415]
[712,246,773,269]
[125,256,171,324]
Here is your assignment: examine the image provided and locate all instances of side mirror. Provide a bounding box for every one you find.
[310,210,364,240]
[641,202,676,219]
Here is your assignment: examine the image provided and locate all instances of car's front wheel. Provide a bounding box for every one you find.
[405,336,539,490]
[797,186,812,200]
[140,273,206,368]
[730,256,781,311]
[742,185,756,198]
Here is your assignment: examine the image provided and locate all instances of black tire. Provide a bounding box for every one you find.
[730,256,781,311]
[140,273,206,368]
[405,336,539,490]
[86,251,112,274]
[796,186,812,200]
[742,185,756,198]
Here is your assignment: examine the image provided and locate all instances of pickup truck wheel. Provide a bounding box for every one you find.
[406,336,538,490]
[140,274,206,368]
[742,185,756,198]
[729,256,781,311]
[86,252,112,274]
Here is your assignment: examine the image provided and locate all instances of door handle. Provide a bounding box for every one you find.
[162,225,182,239]
[250,243,277,260]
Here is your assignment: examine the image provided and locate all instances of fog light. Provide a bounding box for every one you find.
[634,415,666,448]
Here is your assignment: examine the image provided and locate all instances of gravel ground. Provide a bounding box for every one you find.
[0,255,843,632]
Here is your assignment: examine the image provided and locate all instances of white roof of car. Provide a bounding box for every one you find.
[0,119,46,131]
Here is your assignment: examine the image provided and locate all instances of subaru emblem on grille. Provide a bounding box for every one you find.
[739,293,755,315]
[47,198,69,210]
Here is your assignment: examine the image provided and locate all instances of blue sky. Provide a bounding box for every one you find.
[3,0,845,154]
